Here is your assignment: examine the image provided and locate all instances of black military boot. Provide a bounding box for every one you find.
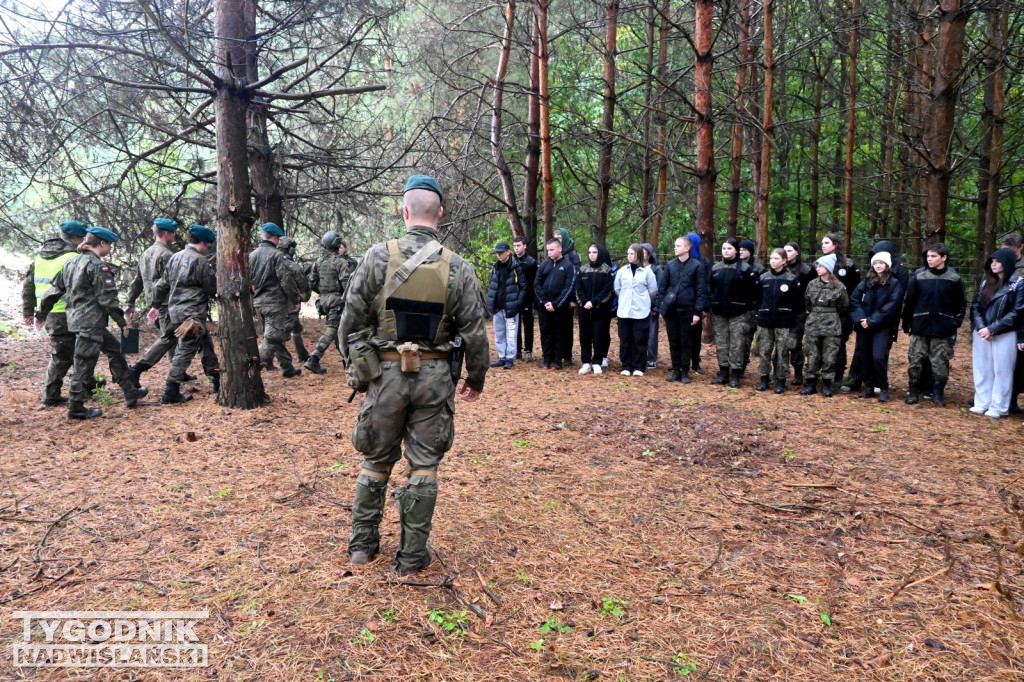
[161,381,192,404]
[393,478,437,577]
[729,369,742,388]
[791,370,804,387]
[349,475,389,565]
[756,376,770,391]
[127,364,145,388]
[878,388,890,403]
[293,333,310,363]
[712,368,729,385]
[304,353,327,375]
[281,366,302,378]
[933,381,947,407]
[68,402,102,420]
[800,378,818,396]
[858,385,874,399]
[208,371,221,394]
[821,379,834,398]
[666,370,681,382]
[42,396,67,407]
[905,381,920,405]
[121,383,148,407]
[182,372,198,382]
[774,380,786,394]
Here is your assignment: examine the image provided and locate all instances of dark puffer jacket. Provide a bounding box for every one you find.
[850,275,904,330]
[486,255,526,317]
[756,268,803,329]
[710,258,757,318]
[660,256,707,314]
[901,265,966,338]
[971,249,1023,337]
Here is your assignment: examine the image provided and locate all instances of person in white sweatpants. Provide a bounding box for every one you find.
[970,248,1023,418]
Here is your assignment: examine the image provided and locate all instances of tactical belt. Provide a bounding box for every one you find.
[378,351,449,361]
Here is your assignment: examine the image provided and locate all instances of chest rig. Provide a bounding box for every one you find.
[375,240,453,344]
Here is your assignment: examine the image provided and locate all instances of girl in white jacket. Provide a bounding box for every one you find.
[614,244,659,375]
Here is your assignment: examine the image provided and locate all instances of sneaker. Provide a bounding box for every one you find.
[563,360,574,367]
[969,405,988,415]
[983,410,1003,419]
[490,360,506,368]
[620,370,631,376]
[539,362,549,370]
[679,373,692,384]
[578,363,592,375]
[552,362,563,371]
[524,351,534,362]
[692,366,705,376]
[592,365,603,375]
[647,360,657,369]
[503,360,514,369]
[632,370,644,377]
[601,358,609,368]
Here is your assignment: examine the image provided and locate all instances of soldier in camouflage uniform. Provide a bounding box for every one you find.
[20,220,100,406]
[340,174,489,576]
[901,243,965,407]
[249,222,302,377]
[305,231,355,374]
[800,254,849,397]
[147,225,220,404]
[127,218,192,386]
[278,237,312,363]
[738,239,766,372]
[754,248,804,393]
[40,227,148,419]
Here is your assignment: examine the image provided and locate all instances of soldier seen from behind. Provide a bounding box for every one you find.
[278,237,313,364]
[147,225,220,404]
[901,243,965,407]
[305,231,356,375]
[40,227,148,419]
[250,222,302,377]
[340,174,489,576]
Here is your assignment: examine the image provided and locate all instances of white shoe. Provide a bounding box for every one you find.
[632,370,644,377]
[601,358,609,367]
[620,370,631,376]
[984,410,1003,419]
[592,365,603,375]
[578,363,592,375]
[969,406,987,415]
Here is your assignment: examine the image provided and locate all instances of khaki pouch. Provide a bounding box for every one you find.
[397,342,421,373]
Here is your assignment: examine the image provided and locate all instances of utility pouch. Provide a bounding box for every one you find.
[347,328,381,385]
[397,342,421,373]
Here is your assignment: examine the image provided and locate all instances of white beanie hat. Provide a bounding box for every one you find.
[816,253,837,274]
[871,251,892,268]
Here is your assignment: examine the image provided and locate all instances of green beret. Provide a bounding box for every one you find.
[86,226,119,243]
[403,174,443,201]
[59,220,88,238]
[187,224,216,244]
[260,222,285,237]
[153,217,179,231]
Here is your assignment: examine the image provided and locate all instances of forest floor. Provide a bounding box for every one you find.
[2,260,1024,680]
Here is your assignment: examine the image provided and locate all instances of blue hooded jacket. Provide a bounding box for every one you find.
[685,233,711,312]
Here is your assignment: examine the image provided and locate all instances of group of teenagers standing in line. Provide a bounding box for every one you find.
[485,228,1024,419]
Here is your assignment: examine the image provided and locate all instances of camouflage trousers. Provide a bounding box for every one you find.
[136,310,177,370]
[44,332,76,402]
[168,320,219,384]
[351,359,456,474]
[313,305,343,357]
[69,330,131,404]
[256,306,294,371]
[803,333,841,381]
[757,326,796,381]
[713,312,753,371]
[907,335,955,384]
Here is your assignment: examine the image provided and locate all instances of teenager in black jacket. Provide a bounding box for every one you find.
[755,249,804,393]
[534,238,577,370]
[850,252,904,402]
[969,248,1024,418]
[660,235,708,383]
[576,244,615,375]
[514,237,538,361]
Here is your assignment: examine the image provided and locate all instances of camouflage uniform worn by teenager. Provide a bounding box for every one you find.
[802,277,849,387]
[306,232,356,373]
[150,225,220,402]
[340,176,488,576]
[249,224,299,375]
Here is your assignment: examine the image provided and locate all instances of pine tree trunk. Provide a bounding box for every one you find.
[492,0,523,237]
[244,0,283,230]
[754,0,774,256]
[595,0,619,246]
[537,0,554,242]
[640,1,656,243]
[695,0,716,256]
[808,52,826,252]
[214,0,267,408]
[726,0,751,240]
[844,0,858,250]
[522,15,541,258]
[976,5,1006,272]
[650,0,669,250]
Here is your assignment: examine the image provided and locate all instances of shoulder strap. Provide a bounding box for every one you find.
[372,239,443,313]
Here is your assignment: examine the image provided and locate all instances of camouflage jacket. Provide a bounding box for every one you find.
[249,240,288,308]
[804,277,849,336]
[280,255,311,307]
[310,250,354,310]
[126,241,175,310]
[151,245,217,325]
[339,225,489,393]
[41,251,126,340]
[22,237,77,319]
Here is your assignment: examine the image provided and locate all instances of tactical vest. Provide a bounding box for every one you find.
[35,252,76,314]
[377,240,453,344]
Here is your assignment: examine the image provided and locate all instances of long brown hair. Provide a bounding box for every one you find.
[823,232,845,260]
[628,243,647,266]
[865,261,891,287]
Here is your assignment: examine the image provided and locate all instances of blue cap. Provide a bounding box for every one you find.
[153,217,178,231]
[86,226,119,243]
[187,224,216,244]
[494,241,510,253]
[403,174,443,201]
[59,220,88,238]
[260,222,285,237]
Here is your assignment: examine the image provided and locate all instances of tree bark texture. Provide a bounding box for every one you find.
[650,0,669,250]
[491,0,523,237]
[976,6,1006,272]
[754,0,774,258]
[595,0,619,246]
[694,0,716,257]
[726,0,751,240]
[522,14,542,258]
[844,0,858,250]
[537,0,554,242]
